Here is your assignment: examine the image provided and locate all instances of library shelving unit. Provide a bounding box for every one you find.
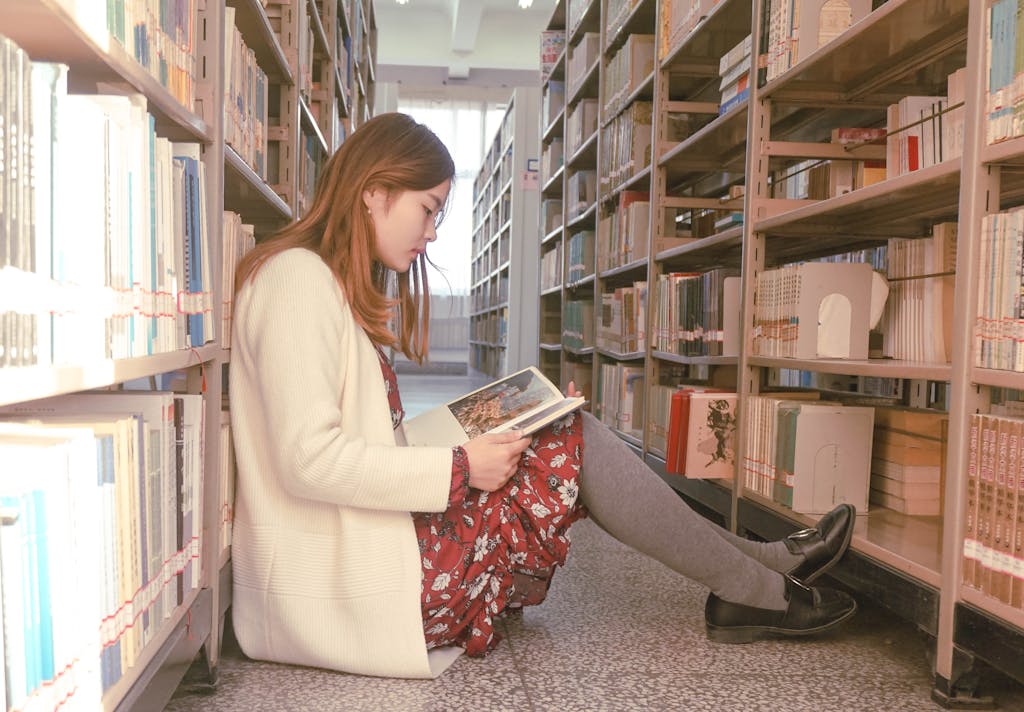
[0,1,373,710]
[535,0,1024,704]
[470,88,541,378]
[539,0,568,386]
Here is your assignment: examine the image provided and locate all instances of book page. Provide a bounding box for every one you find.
[403,366,584,447]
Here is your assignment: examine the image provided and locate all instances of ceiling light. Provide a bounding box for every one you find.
[396,0,408,4]
[519,0,533,7]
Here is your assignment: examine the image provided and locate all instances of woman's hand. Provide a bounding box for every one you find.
[565,380,583,398]
[462,430,532,492]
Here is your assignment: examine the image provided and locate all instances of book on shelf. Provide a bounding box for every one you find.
[793,0,873,66]
[828,127,887,197]
[880,221,957,363]
[540,30,566,81]
[742,392,821,497]
[964,413,1024,606]
[752,261,876,360]
[773,402,875,515]
[869,407,946,517]
[596,363,644,439]
[683,392,739,479]
[403,366,585,447]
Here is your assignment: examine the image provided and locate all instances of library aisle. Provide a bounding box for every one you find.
[162,374,1024,712]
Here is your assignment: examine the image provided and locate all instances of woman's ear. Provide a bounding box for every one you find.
[362,187,387,214]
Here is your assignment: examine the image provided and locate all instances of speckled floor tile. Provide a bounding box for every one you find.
[165,634,529,712]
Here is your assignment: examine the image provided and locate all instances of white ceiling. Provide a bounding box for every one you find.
[373,0,556,95]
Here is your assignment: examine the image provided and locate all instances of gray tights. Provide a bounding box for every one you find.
[578,412,792,610]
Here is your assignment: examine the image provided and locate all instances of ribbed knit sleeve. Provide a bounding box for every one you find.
[233,248,453,512]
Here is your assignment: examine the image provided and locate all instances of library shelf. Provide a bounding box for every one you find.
[753,161,962,243]
[602,70,655,128]
[333,66,351,118]
[546,45,568,85]
[542,226,564,246]
[758,0,968,105]
[604,0,656,55]
[539,342,563,352]
[567,57,601,108]
[544,107,567,143]
[981,135,1024,166]
[567,201,598,229]
[747,356,952,382]
[0,0,212,142]
[972,368,1024,390]
[960,589,1024,635]
[651,351,738,367]
[659,103,748,185]
[541,284,563,297]
[565,346,595,357]
[604,164,652,203]
[612,429,643,450]
[567,127,599,168]
[224,146,293,225]
[566,273,596,290]
[596,348,645,361]
[543,165,565,195]
[109,588,212,712]
[654,227,744,268]
[299,95,330,155]
[598,257,648,280]
[306,0,330,56]
[0,344,222,408]
[659,0,752,72]
[230,0,294,82]
[567,0,601,46]
[532,0,1024,699]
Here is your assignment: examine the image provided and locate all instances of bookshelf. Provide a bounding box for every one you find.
[535,0,1024,702]
[470,88,541,378]
[0,1,373,709]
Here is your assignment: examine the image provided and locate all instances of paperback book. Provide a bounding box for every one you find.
[403,366,586,447]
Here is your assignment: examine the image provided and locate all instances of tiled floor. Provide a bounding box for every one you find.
[166,371,1024,711]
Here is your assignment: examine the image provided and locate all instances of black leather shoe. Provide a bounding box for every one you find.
[785,503,856,584]
[705,575,857,644]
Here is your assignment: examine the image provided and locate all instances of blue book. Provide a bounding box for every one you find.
[31,489,54,684]
[172,148,206,346]
[719,87,750,116]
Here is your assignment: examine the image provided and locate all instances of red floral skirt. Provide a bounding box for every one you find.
[413,413,587,656]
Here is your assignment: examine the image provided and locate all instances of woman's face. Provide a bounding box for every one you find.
[364,179,451,272]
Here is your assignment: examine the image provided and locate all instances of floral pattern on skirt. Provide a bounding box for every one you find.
[375,346,586,657]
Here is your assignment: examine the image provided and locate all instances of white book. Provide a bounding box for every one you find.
[403,366,585,447]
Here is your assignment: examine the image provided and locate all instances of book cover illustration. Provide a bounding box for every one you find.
[684,393,738,478]
[449,369,558,440]
[403,366,585,447]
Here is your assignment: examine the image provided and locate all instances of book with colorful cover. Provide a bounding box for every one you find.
[402,366,585,447]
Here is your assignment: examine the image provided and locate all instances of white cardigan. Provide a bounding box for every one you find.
[229,248,463,678]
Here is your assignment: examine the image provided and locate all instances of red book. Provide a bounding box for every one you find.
[665,390,689,474]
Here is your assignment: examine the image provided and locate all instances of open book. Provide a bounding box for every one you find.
[402,366,586,447]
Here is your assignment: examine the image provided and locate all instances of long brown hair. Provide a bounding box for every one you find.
[235,112,455,363]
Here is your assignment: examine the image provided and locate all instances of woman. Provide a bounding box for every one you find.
[229,113,857,679]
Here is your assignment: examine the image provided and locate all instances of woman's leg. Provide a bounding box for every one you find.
[577,412,789,611]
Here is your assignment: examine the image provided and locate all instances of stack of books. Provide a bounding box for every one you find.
[869,408,947,516]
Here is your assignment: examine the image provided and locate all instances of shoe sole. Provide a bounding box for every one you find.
[800,512,857,585]
[705,601,858,644]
